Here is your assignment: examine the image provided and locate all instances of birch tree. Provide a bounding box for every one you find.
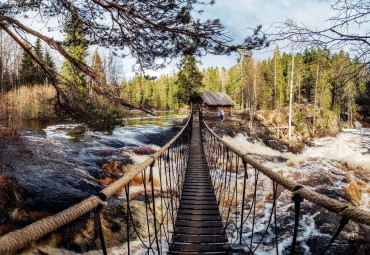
[288,36,295,141]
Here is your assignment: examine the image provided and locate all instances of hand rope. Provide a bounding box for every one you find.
[202,119,370,226]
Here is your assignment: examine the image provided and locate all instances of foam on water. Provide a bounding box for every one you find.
[288,128,370,172]
[44,124,82,139]
[219,128,370,253]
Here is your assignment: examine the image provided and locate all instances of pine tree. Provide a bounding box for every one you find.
[175,55,203,105]
[202,67,220,92]
[60,12,88,89]
[34,38,45,84]
[225,65,242,108]
[44,47,56,82]
[273,46,285,109]
[88,49,106,95]
[20,41,35,85]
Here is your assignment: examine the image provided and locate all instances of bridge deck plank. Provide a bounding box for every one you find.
[169,116,229,254]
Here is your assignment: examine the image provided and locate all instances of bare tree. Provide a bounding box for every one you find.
[269,1,369,72]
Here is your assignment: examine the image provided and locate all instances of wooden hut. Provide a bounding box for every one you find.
[200,92,235,118]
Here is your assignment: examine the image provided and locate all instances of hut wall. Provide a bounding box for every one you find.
[203,104,233,118]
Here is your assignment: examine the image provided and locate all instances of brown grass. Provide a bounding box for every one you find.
[0,84,56,125]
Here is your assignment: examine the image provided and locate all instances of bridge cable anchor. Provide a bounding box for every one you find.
[319,216,350,255]
[94,204,108,255]
[291,185,304,255]
[149,156,156,182]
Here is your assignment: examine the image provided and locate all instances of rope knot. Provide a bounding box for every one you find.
[292,193,304,203]
[96,192,107,202]
[292,185,304,203]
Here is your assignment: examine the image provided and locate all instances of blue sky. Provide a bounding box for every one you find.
[145,0,335,78]
[21,0,336,79]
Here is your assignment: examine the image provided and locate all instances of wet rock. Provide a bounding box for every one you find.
[344,178,366,206]
[305,236,332,254]
[309,205,341,234]
[306,236,369,255]
[145,128,180,146]
[103,159,126,175]
[267,139,290,153]
[0,175,19,222]
[60,202,147,253]
[99,139,127,148]
[0,224,16,236]
[132,146,157,155]
[66,125,87,142]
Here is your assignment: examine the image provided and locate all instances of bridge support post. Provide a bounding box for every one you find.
[291,185,304,255]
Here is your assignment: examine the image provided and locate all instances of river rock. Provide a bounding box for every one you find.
[0,175,19,222]
[132,146,157,155]
[344,178,367,206]
[0,138,103,213]
[59,201,147,253]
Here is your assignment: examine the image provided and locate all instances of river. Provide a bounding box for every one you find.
[220,127,370,254]
[0,115,369,254]
[0,111,187,212]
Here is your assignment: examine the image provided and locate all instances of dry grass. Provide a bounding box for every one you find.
[0,84,56,124]
[0,125,19,139]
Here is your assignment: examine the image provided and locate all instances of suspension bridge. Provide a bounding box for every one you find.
[0,108,369,255]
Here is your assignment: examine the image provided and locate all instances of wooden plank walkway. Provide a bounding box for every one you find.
[169,113,229,255]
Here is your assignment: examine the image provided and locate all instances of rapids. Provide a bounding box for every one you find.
[0,111,187,212]
[1,115,369,254]
[221,127,370,254]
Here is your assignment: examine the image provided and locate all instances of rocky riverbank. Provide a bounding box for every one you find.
[205,105,343,153]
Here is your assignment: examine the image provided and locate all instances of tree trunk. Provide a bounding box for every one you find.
[288,36,295,141]
[274,55,277,109]
[249,61,257,129]
[0,30,3,96]
[313,52,320,135]
[298,70,301,104]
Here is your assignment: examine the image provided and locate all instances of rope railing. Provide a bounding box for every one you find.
[0,111,193,255]
[200,110,370,254]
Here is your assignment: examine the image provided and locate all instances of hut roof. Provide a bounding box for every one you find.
[201,92,235,106]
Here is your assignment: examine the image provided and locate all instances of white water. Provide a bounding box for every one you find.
[20,120,369,254]
[14,112,187,255]
[223,128,370,209]
[221,128,370,254]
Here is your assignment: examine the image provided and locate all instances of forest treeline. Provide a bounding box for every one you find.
[120,47,369,123]
[0,28,369,127]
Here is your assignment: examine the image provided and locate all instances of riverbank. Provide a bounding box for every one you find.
[205,105,346,153]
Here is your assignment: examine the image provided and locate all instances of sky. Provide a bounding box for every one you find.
[140,0,335,79]
[19,0,336,80]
